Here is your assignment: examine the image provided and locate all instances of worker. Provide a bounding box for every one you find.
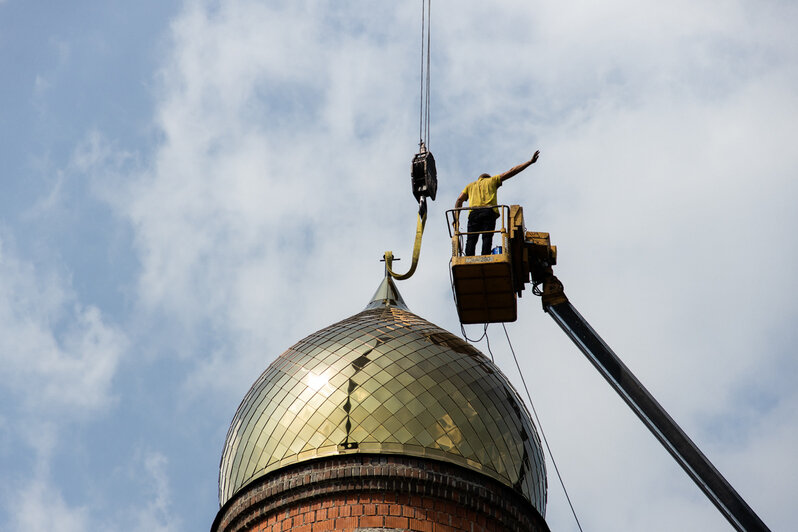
[455,150,541,256]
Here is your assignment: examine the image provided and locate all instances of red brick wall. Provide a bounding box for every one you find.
[212,455,548,532]
[249,491,525,532]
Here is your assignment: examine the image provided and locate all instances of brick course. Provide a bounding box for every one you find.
[212,455,548,532]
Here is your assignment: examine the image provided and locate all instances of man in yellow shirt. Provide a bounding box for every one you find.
[455,150,540,256]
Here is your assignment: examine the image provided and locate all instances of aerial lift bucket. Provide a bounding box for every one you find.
[447,205,516,324]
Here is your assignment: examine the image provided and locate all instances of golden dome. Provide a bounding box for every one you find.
[218,276,547,514]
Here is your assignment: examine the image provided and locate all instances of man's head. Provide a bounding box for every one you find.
[478,173,491,179]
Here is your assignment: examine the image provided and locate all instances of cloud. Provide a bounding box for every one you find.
[2,449,181,532]
[6,477,89,532]
[79,0,798,529]
[89,1,427,400]
[0,234,126,417]
[0,233,127,531]
[127,451,182,532]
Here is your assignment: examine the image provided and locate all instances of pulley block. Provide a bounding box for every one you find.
[411,149,437,202]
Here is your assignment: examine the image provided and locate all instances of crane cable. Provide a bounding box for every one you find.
[386,0,433,281]
[500,323,585,532]
[419,0,432,149]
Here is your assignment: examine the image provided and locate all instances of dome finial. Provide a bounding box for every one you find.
[365,268,408,310]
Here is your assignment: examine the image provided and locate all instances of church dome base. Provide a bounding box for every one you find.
[212,454,549,532]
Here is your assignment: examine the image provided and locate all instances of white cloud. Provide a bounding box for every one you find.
[0,235,125,416]
[2,450,182,532]
[89,1,425,398]
[82,0,798,529]
[128,451,181,532]
[7,477,89,532]
[0,233,129,531]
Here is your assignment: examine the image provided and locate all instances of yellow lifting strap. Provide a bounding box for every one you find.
[385,206,427,281]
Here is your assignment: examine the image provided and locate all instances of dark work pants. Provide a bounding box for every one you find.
[465,208,497,256]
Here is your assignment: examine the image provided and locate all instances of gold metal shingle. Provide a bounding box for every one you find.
[219,297,547,515]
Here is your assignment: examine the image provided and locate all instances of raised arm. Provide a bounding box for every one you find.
[498,150,540,182]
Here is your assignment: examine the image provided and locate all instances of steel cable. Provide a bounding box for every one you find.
[500,323,585,532]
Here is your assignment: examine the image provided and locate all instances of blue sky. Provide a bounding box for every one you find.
[1,1,797,530]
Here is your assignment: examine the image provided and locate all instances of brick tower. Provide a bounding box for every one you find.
[211,275,550,532]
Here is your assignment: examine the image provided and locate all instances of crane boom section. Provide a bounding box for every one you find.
[546,301,769,532]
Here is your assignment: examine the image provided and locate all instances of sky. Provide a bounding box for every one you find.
[1,0,796,530]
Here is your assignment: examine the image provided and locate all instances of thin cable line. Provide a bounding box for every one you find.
[419,0,425,146]
[501,323,585,532]
[424,0,431,147]
[483,324,495,362]
[418,0,432,149]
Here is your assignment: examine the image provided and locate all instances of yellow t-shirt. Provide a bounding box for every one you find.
[463,175,502,213]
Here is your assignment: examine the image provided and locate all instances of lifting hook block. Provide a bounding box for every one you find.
[411,149,437,202]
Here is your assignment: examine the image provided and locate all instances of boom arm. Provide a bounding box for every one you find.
[509,206,769,531]
[545,297,769,532]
